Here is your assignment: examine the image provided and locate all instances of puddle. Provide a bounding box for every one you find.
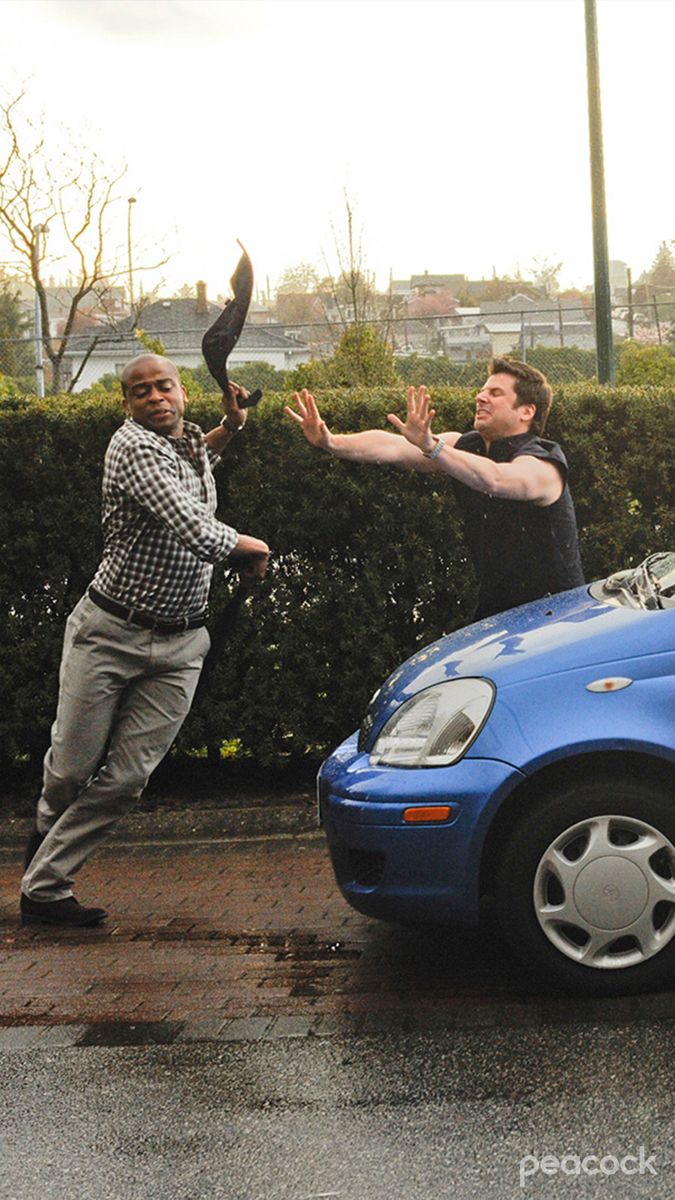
[79,1021,182,1047]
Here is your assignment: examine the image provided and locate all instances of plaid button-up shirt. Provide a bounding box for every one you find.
[90,419,238,619]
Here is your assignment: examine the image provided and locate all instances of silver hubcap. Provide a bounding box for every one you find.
[533,814,675,969]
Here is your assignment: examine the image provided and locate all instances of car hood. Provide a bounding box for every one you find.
[375,584,672,708]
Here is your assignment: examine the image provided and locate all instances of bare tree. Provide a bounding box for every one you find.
[529,257,563,300]
[0,90,163,392]
[322,194,377,334]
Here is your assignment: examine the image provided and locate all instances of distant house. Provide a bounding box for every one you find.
[60,282,311,391]
[437,294,595,360]
[388,273,546,355]
[485,323,525,356]
[14,280,129,335]
[247,300,276,325]
[438,320,492,361]
[397,272,541,305]
[410,272,468,297]
[479,296,595,350]
[404,290,460,318]
[389,279,414,303]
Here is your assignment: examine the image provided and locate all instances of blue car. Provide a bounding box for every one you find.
[319,553,675,996]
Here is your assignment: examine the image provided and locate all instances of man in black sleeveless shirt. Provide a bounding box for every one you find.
[285,357,584,620]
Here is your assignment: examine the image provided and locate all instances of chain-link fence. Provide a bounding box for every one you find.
[1,298,673,396]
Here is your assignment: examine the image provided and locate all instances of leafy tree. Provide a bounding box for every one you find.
[290,325,397,390]
[286,358,331,392]
[135,329,166,356]
[0,280,28,336]
[330,325,397,386]
[395,355,486,389]
[647,241,675,289]
[0,280,33,380]
[616,340,675,386]
[228,361,288,393]
[271,263,329,329]
[522,346,597,382]
[83,372,123,396]
[275,263,319,294]
[0,372,22,399]
[274,291,325,326]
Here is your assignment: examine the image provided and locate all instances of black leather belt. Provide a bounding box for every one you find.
[88,587,207,633]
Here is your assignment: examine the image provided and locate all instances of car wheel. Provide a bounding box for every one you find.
[494,779,675,995]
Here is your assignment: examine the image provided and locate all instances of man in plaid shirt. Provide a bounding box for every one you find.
[21,354,269,927]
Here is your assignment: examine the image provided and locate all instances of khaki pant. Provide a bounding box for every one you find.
[22,594,210,902]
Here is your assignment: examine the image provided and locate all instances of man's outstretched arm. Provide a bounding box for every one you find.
[388,386,564,505]
[284,387,460,472]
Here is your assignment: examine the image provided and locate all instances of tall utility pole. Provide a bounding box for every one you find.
[584,0,615,382]
[127,196,137,315]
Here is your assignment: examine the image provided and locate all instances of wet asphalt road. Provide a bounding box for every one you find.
[1,1021,674,1200]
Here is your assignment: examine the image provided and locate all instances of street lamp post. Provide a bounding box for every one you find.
[34,224,45,399]
[127,197,137,315]
[584,0,615,383]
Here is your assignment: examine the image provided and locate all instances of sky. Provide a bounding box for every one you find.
[0,0,673,300]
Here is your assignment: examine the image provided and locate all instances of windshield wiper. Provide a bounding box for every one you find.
[603,568,641,606]
[603,552,675,611]
[635,559,660,610]
[641,552,675,608]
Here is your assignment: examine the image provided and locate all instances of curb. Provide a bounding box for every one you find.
[0,797,318,851]
[2,993,675,1050]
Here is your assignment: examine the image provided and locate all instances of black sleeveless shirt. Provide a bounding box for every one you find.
[451,430,585,619]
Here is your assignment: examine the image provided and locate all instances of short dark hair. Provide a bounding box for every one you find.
[489,356,553,435]
[120,354,178,398]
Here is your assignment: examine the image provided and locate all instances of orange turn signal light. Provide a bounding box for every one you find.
[403,805,454,824]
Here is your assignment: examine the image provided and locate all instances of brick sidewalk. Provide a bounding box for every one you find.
[0,832,516,1024]
[1,834,674,1043]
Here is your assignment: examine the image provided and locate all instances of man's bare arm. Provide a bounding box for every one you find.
[431,447,563,504]
[388,386,563,504]
[285,388,460,473]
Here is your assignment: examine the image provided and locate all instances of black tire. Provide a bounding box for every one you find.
[495,778,675,996]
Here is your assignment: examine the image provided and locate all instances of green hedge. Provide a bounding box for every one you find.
[394,346,598,387]
[1,384,674,772]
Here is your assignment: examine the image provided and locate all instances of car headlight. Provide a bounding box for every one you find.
[369,678,495,767]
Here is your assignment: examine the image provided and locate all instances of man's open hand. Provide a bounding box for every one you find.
[284,390,332,451]
[387,386,436,454]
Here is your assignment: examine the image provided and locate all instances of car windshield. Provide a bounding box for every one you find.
[603,552,675,611]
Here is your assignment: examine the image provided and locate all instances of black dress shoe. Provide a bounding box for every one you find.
[23,828,45,870]
[20,894,108,927]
